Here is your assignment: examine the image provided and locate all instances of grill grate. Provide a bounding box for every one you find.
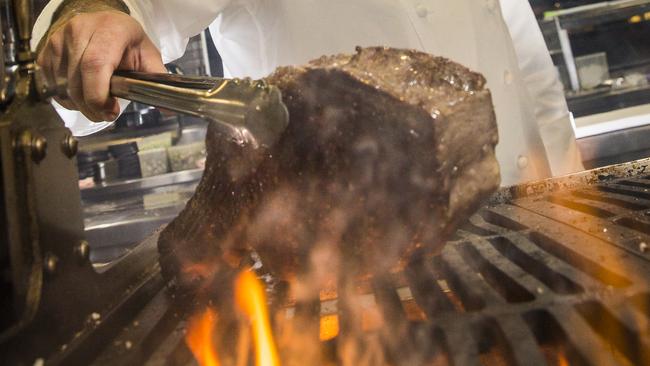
[46,174,650,366]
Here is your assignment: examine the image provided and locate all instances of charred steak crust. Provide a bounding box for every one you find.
[158,47,500,291]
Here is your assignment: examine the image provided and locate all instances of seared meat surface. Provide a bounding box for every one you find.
[158,47,500,296]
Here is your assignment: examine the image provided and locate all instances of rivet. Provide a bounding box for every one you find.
[14,130,47,163]
[416,5,428,18]
[45,253,59,275]
[75,240,90,263]
[13,130,31,153]
[504,70,513,85]
[31,134,47,163]
[61,134,78,158]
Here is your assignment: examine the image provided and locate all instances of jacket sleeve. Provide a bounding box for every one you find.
[500,0,585,175]
[33,0,229,62]
[123,0,231,62]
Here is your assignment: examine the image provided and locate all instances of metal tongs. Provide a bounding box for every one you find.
[110,72,289,149]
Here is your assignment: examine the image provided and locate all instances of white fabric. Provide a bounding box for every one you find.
[500,0,584,176]
[33,0,583,185]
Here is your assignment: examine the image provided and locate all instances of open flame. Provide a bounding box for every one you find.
[186,270,280,366]
[319,314,339,341]
[185,308,220,366]
[234,270,280,366]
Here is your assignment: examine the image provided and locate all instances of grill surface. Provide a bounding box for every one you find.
[44,169,650,366]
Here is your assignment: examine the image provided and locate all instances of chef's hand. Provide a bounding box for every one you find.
[36,10,166,122]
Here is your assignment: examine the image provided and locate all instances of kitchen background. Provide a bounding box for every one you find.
[31,0,650,263]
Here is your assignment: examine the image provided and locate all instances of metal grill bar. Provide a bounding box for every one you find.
[630,292,650,314]
[571,189,649,211]
[596,182,650,201]
[494,314,547,366]
[457,242,536,303]
[500,234,606,292]
[404,259,455,315]
[440,245,503,308]
[26,163,650,366]
[574,301,650,364]
[92,287,178,366]
[442,320,481,366]
[478,237,582,295]
[542,307,624,366]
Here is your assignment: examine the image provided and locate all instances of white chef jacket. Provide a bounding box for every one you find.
[500,0,584,178]
[33,0,584,186]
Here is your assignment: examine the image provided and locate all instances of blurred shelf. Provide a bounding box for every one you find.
[567,84,650,117]
[553,0,650,31]
[81,168,204,202]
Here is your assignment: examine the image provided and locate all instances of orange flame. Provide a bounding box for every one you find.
[185,307,220,366]
[558,353,569,366]
[319,314,339,341]
[235,270,280,366]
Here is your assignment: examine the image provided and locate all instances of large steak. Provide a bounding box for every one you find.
[157,47,500,296]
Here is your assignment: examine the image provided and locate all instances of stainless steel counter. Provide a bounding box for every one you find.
[81,169,203,263]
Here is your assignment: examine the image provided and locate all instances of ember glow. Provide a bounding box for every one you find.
[319,314,339,341]
[234,270,280,366]
[185,307,220,366]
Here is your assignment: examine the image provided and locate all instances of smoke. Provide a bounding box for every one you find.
[159,47,502,365]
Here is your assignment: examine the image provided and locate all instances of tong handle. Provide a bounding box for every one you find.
[112,71,226,91]
[109,71,226,117]
[109,71,289,149]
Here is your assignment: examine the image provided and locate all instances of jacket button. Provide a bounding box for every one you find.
[517,155,529,169]
[416,5,428,18]
[504,70,513,85]
[485,0,497,12]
